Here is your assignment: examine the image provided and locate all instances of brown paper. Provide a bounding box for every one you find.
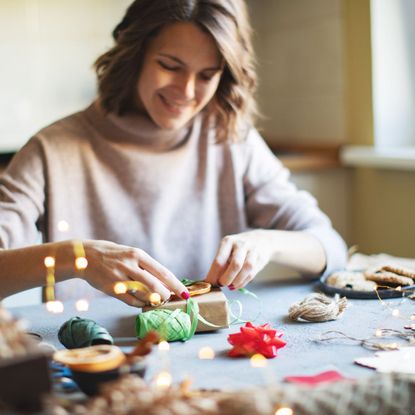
[143,287,229,332]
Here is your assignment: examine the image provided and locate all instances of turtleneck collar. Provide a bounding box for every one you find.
[83,100,194,151]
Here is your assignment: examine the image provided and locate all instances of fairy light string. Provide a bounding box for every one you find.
[44,238,90,313]
[374,286,415,321]
[317,328,415,351]
[44,256,56,302]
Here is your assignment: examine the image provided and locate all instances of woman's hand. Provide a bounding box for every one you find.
[81,240,189,307]
[205,229,328,290]
[204,230,273,290]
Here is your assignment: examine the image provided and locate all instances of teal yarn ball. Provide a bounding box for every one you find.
[58,316,114,349]
[136,309,193,342]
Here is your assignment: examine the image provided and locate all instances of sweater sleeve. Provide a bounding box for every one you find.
[0,136,46,249]
[242,128,347,277]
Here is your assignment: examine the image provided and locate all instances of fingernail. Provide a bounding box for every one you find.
[228,284,235,291]
[181,291,190,300]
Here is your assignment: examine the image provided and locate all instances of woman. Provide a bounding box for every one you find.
[0,0,347,307]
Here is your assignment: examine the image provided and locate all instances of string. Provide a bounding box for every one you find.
[288,293,348,322]
[374,286,415,321]
[316,329,415,351]
[228,288,262,324]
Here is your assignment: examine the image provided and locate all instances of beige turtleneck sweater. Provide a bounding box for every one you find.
[0,102,347,297]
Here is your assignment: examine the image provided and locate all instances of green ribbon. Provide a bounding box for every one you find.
[136,298,199,342]
[228,287,262,325]
[58,316,114,349]
[135,280,261,342]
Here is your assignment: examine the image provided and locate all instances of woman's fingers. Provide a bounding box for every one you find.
[136,249,189,299]
[119,263,172,301]
[229,251,257,290]
[217,243,248,287]
[205,237,234,285]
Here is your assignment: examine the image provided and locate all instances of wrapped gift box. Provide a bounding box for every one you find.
[143,287,229,332]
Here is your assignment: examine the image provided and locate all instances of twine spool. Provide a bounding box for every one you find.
[58,316,113,349]
[288,293,347,322]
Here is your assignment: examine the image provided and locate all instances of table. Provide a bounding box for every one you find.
[11,279,414,390]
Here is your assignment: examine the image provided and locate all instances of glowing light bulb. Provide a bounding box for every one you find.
[375,329,383,337]
[158,341,170,351]
[410,315,415,321]
[392,309,400,317]
[149,292,161,306]
[275,408,293,415]
[44,256,55,268]
[198,346,215,360]
[46,300,64,313]
[57,220,70,232]
[75,299,89,311]
[250,353,267,368]
[114,282,128,294]
[75,257,88,270]
[156,371,172,388]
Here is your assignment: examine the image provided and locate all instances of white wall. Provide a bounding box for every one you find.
[0,0,130,153]
[247,0,346,145]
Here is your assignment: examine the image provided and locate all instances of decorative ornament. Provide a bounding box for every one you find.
[227,322,286,358]
[58,316,113,349]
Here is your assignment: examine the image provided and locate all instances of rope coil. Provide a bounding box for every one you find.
[288,293,348,322]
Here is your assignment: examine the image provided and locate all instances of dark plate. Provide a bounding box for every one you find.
[318,274,415,299]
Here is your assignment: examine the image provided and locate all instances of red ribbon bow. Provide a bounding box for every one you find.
[227,322,286,358]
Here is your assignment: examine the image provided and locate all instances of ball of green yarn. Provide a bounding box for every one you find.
[58,316,114,349]
[136,309,192,342]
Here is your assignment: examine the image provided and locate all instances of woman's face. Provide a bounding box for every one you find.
[136,22,223,130]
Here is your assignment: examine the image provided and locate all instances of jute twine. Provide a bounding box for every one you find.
[44,372,415,415]
[288,293,347,322]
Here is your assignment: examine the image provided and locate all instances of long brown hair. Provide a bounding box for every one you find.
[95,0,257,142]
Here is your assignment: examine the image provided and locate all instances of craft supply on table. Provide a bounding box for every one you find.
[284,369,351,386]
[58,316,114,349]
[52,332,158,396]
[288,293,347,322]
[137,308,196,342]
[142,286,230,333]
[227,322,286,358]
[355,347,415,375]
[172,280,212,298]
[316,328,415,351]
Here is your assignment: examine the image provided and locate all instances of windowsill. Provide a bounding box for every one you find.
[267,142,341,171]
[341,145,415,171]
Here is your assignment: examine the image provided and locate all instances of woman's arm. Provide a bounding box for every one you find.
[0,240,189,305]
[205,128,347,288]
[205,229,326,289]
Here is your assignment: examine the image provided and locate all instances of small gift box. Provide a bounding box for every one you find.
[143,287,229,332]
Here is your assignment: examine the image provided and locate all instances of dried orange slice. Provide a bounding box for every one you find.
[169,281,212,301]
[53,345,126,372]
[187,281,211,296]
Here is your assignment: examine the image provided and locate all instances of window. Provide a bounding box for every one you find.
[371,0,415,148]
